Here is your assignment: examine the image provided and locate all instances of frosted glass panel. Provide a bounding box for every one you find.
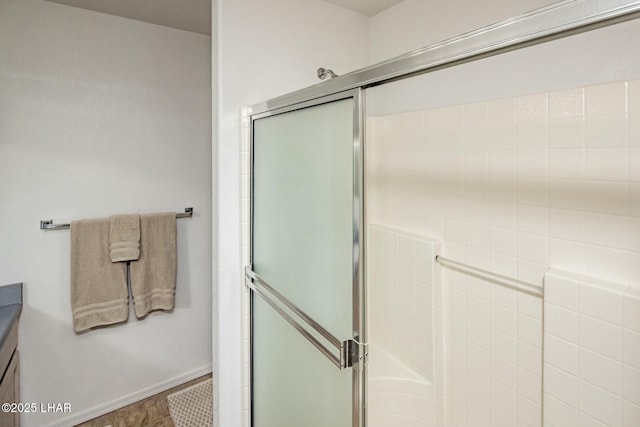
[252,98,354,340]
[251,97,355,427]
[253,297,351,427]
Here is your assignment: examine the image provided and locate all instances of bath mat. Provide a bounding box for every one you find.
[167,379,213,427]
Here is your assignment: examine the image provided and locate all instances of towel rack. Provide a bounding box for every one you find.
[435,255,544,298]
[40,207,194,230]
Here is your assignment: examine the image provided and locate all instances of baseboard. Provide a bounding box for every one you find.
[39,363,213,427]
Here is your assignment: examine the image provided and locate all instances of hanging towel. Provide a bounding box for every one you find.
[109,214,140,262]
[130,212,177,318]
[70,218,129,332]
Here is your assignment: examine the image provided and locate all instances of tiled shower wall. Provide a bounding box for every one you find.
[367,225,443,380]
[543,269,640,427]
[367,79,640,289]
[366,79,640,426]
[439,267,544,427]
[367,225,444,426]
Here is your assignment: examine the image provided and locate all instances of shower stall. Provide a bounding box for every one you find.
[243,1,640,426]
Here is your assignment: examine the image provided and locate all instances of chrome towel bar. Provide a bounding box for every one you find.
[435,255,544,298]
[244,266,362,369]
[40,207,193,230]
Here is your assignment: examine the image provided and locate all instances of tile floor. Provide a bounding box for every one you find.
[75,374,212,427]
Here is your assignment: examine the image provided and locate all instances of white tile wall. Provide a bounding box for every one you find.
[440,267,543,427]
[544,269,640,427]
[368,79,640,289]
[367,225,444,427]
[367,78,640,427]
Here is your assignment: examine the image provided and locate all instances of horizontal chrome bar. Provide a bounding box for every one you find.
[249,0,640,115]
[248,279,343,369]
[435,255,544,298]
[40,207,194,230]
[244,267,342,349]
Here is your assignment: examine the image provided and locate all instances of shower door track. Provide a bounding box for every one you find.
[248,0,640,116]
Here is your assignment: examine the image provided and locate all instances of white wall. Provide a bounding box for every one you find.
[210,1,219,426]
[0,1,212,426]
[215,0,370,425]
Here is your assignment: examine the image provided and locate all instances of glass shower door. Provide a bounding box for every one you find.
[245,90,364,427]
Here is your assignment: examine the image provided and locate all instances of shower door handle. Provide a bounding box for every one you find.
[245,266,363,369]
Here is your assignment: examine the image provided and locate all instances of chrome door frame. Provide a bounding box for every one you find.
[248,0,639,117]
[246,88,365,427]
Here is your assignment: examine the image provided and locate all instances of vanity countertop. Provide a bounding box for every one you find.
[0,283,22,352]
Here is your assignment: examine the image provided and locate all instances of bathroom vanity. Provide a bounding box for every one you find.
[0,284,22,427]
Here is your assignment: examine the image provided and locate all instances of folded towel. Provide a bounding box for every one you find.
[70,218,129,332]
[130,212,177,318]
[109,214,140,262]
